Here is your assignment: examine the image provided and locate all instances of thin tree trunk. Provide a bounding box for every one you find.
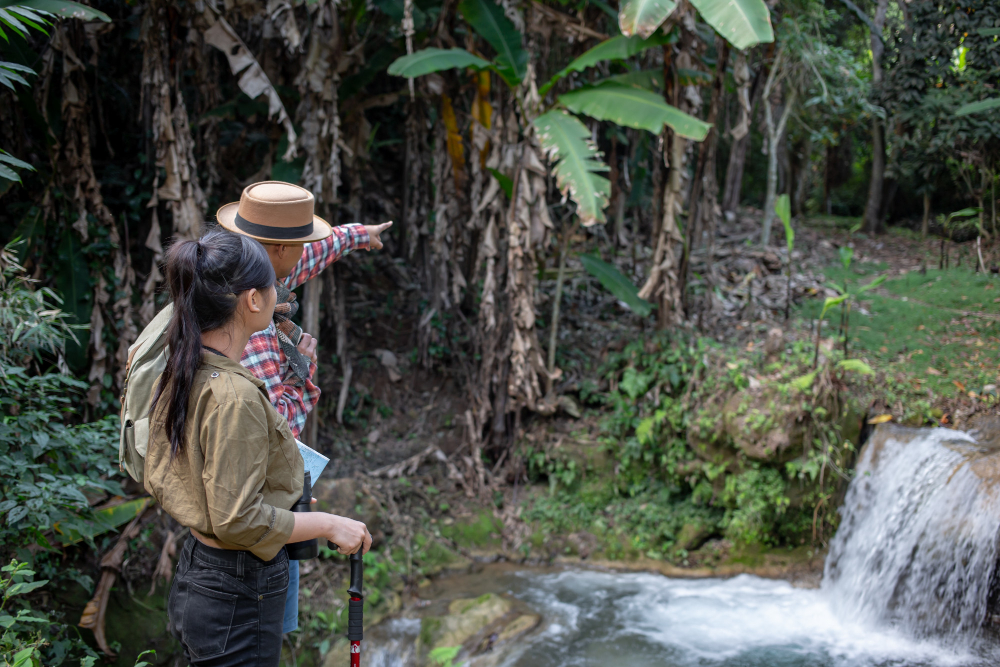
[921,192,930,239]
[762,86,796,247]
[301,277,323,447]
[722,53,765,215]
[546,218,580,395]
[862,0,890,234]
[723,134,750,214]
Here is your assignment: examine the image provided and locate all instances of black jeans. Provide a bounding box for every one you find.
[168,536,289,667]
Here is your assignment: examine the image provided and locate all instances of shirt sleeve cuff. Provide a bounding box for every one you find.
[250,507,297,561]
[345,223,370,251]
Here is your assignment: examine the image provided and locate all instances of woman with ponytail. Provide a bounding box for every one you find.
[144,230,371,667]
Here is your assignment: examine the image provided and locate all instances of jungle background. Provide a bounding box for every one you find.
[2,0,1000,665]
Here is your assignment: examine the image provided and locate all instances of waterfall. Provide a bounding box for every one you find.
[824,424,1000,642]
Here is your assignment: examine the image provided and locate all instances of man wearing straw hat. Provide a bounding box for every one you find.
[217,180,392,636]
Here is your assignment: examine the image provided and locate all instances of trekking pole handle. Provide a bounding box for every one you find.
[327,542,364,642]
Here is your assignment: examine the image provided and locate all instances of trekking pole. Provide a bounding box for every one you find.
[328,542,363,666]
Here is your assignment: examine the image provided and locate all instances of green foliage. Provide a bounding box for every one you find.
[617,0,678,40]
[386,48,492,79]
[955,97,1000,117]
[776,194,793,255]
[558,82,711,140]
[0,245,124,553]
[722,465,790,545]
[688,0,773,50]
[0,560,100,667]
[457,0,526,86]
[428,646,462,667]
[578,254,653,316]
[540,33,672,96]
[533,110,611,226]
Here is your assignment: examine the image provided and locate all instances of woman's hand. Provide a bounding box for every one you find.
[325,514,372,555]
[288,511,372,555]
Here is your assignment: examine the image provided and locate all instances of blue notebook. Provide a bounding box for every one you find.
[295,439,330,484]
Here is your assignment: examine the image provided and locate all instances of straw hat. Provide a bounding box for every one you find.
[216,181,332,244]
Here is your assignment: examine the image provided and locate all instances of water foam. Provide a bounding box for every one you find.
[824,427,1000,641]
[499,569,979,667]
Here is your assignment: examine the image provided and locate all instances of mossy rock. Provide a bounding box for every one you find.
[723,389,806,462]
[439,510,502,550]
[418,593,512,652]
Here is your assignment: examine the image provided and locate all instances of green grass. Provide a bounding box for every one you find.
[799,264,1000,396]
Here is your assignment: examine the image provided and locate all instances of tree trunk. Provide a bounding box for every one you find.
[301,277,323,448]
[921,191,930,239]
[863,0,890,234]
[762,84,795,247]
[722,134,750,214]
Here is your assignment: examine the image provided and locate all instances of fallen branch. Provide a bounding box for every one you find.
[79,506,157,657]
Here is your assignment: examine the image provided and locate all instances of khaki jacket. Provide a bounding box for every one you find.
[144,352,304,561]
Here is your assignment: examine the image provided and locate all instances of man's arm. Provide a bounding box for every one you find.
[283,224,369,290]
[241,326,318,438]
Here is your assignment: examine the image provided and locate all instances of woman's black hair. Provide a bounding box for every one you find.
[150,229,275,458]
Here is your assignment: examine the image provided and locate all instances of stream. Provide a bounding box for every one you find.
[361,425,1000,667]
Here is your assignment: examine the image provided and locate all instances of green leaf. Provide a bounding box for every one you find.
[978,27,1000,37]
[0,0,110,22]
[602,69,663,90]
[819,294,848,319]
[386,47,493,79]
[579,253,653,316]
[533,110,611,226]
[487,167,513,200]
[689,0,773,50]
[790,370,817,392]
[540,33,672,95]
[838,359,874,375]
[854,274,886,294]
[0,64,32,90]
[954,97,1000,117]
[775,193,792,254]
[618,0,678,39]
[0,148,33,170]
[458,0,526,86]
[53,496,152,545]
[7,579,48,597]
[12,647,34,667]
[558,82,711,140]
[946,207,981,222]
[0,161,20,182]
[428,646,461,667]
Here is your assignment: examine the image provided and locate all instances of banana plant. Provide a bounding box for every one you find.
[390,0,716,225]
[388,0,772,226]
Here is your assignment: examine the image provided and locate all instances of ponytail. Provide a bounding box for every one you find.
[150,230,275,458]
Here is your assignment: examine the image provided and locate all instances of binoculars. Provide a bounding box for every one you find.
[286,471,319,560]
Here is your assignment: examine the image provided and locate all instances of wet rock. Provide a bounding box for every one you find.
[419,593,512,652]
[676,522,714,552]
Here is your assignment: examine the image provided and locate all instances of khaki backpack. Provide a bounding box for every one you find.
[118,303,174,483]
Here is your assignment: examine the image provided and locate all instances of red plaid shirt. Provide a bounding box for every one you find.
[241,224,369,437]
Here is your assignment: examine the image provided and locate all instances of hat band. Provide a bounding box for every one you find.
[235,211,314,240]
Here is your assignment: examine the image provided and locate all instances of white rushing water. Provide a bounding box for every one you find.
[363,426,1000,666]
[490,570,986,667]
[824,426,1000,641]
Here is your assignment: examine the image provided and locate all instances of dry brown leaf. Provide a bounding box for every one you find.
[926,366,943,376]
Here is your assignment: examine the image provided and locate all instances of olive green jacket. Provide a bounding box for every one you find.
[144,352,304,561]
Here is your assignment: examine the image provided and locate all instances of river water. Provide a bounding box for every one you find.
[363,425,1000,666]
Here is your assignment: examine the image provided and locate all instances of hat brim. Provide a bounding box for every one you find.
[216,202,333,244]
